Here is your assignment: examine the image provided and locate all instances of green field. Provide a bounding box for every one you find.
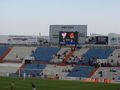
[0,77,120,90]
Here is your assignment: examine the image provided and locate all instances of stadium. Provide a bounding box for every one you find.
[0,25,120,90]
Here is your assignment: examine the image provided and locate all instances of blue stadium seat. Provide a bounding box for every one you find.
[21,64,46,77]
[83,48,114,64]
[68,65,95,77]
[32,47,60,62]
[0,46,10,57]
[9,73,19,77]
[118,77,120,80]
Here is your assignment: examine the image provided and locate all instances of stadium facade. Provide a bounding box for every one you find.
[49,25,87,45]
[0,25,120,46]
[0,35,38,44]
[0,35,49,45]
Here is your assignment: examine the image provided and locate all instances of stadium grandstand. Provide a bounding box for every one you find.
[0,25,120,85]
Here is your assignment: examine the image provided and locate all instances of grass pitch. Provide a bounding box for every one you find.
[0,77,120,90]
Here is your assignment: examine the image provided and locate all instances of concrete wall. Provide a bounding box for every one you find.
[0,35,9,44]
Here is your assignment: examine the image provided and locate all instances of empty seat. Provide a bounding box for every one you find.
[83,48,114,64]
[21,64,46,77]
[0,46,10,57]
[32,47,60,62]
[67,66,95,77]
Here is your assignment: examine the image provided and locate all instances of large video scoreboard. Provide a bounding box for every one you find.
[59,31,78,44]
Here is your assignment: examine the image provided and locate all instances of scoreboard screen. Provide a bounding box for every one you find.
[59,31,78,44]
[95,36,108,44]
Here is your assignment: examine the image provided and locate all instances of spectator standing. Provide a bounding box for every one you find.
[32,83,36,90]
[11,81,15,90]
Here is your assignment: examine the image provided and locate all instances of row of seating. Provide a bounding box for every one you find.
[0,46,10,57]
[0,46,118,79]
[0,46,60,63]
[32,47,60,62]
[1,46,114,64]
[91,67,120,80]
[83,48,114,64]
[68,65,95,77]
[20,64,94,78]
[21,64,46,77]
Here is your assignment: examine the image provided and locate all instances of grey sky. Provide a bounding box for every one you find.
[0,0,120,36]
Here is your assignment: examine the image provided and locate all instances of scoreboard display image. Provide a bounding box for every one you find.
[95,36,108,44]
[59,31,78,44]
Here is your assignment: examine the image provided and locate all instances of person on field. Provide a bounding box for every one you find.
[32,83,36,90]
[11,81,15,90]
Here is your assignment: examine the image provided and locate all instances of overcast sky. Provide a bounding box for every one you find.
[0,0,120,36]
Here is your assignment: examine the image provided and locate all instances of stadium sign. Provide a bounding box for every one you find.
[108,33,120,45]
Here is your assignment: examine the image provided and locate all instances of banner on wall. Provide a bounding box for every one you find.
[108,33,120,45]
